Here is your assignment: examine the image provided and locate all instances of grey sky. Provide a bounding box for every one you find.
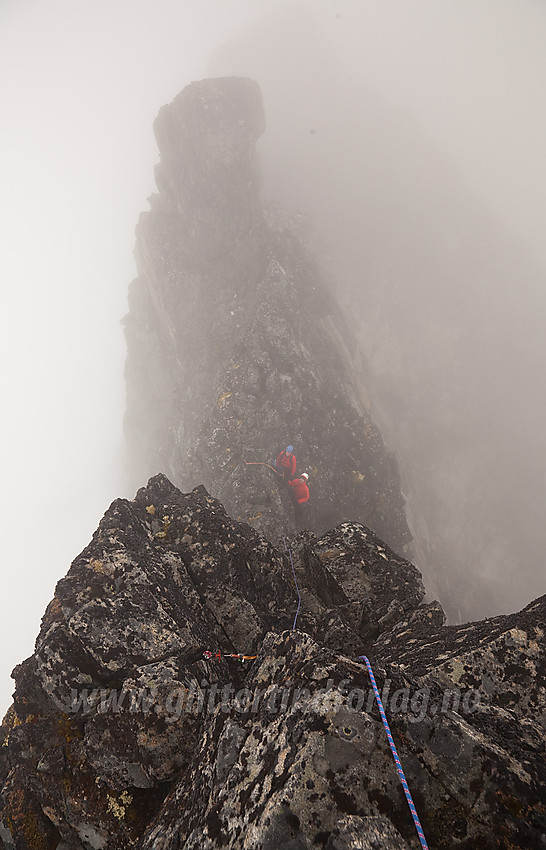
[1,0,545,715]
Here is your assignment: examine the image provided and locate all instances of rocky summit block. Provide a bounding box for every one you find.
[1,476,544,849]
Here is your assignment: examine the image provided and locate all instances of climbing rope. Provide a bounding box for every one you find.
[243,460,282,477]
[283,536,302,630]
[202,650,257,662]
[200,650,428,847]
[358,655,429,850]
[210,470,427,846]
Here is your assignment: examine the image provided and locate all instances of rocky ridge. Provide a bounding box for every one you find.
[1,78,544,849]
[0,475,544,849]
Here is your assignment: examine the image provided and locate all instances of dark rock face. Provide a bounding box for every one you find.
[124,76,410,552]
[1,476,545,849]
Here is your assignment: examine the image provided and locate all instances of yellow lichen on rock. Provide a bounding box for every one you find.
[2,705,22,732]
[217,391,232,407]
[146,505,156,515]
[107,790,133,820]
[56,713,83,744]
[155,515,172,539]
[448,658,465,684]
[2,705,22,747]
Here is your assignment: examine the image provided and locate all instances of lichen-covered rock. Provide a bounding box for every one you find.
[139,630,413,850]
[1,476,544,848]
[369,595,546,848]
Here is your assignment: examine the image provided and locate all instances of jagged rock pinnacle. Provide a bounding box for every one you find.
[124,76,410,550]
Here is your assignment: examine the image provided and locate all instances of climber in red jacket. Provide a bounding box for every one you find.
[288,473,310,504]
[275,445,297,479]
[288,472,310,531]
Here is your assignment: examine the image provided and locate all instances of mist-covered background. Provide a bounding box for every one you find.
[1,0,545,715]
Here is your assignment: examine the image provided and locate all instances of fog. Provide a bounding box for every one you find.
[1,0,545,714]
[209,2,546,621]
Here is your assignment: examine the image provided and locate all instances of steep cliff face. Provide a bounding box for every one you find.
[124,76,410,551]
[0,476,544,849]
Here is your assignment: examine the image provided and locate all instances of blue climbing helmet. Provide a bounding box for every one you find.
[286,445,294,454]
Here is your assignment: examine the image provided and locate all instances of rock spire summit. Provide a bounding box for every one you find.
[124,76,410,549]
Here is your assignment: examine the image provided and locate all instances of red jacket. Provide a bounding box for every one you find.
[288,477,310,504]
[276,451,296,477]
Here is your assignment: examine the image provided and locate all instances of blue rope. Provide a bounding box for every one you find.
[278,536,426,845]
[359,655,429,850]
[283,537,301,630]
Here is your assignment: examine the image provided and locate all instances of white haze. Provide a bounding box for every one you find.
[1,0,545,715]
[209,2,546,621]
